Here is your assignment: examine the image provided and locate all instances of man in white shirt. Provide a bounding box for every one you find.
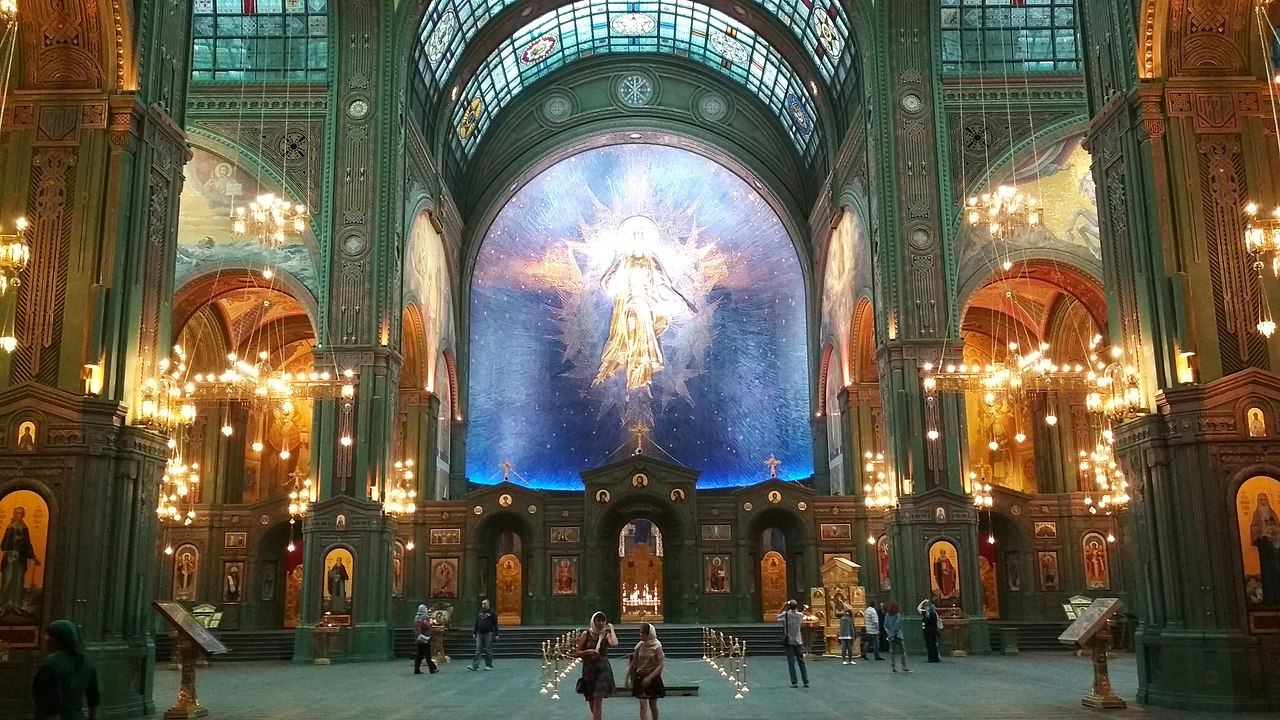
[862,602,883,660]
[776,599,810,688]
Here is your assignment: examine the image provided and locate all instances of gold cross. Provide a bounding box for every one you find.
[499,459,514,482]
[764,454,781,479]
[629,423,649,453]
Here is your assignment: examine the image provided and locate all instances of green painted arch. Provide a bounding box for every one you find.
[453,56,818,224]
[433,0,827,166]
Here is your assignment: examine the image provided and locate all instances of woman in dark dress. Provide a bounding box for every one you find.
[577,611,619,720]
[919,597,942,663]
[627,622,666,720]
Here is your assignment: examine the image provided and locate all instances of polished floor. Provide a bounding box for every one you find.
[154,653,1270,719]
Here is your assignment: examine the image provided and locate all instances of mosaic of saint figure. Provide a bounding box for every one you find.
[0,507,40,611]
[1251,493,1280,606]
[593,215,696,392]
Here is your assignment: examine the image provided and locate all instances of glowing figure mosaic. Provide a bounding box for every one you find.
[469,145,811,489]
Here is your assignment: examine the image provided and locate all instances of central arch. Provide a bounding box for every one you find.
[596,495,690,623]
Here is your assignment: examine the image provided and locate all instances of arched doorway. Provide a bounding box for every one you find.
[473,514,530,626]
[981,511,1029,620]
[749,508,809,620]
[252,520,300,630]
[618,519,664,623]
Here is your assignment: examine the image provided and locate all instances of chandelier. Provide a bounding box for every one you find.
[230,193,307,249]
[1084,343,1144,418]
[286,471,312,553]
[1080,432,1130,513]
[969,469,993,509]
[157,450,200,525]
[862,451,896,510]
[966,185,1041,249]
[383,460,418,517]
[137,348,196,432]
[0,217,29,296]
[288,472,313,518]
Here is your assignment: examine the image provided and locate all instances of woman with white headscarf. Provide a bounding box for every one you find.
[576,611,618,719]
[627,622,666,720]
[413,604,438,674]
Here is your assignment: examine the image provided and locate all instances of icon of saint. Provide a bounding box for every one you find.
[327,558,349,612]
[1250,493,1280,606]
[593,215,696,392]
[0,506,40,610]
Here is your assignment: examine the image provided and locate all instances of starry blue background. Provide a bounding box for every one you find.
[467,145,812,489]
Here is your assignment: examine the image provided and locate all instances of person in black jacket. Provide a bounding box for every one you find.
[469,599,499,670]
[919,597,942,663]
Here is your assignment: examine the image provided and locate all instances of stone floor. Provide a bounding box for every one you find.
[155,653,1272,719]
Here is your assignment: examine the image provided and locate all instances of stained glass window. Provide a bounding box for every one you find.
[939,0,1080,74]
[445,0,819,164]
[191,0,330,82]
[412,0,852,132]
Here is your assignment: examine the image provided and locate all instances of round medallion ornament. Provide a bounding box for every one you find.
[520,34,559,65]
[813,13,844,59]
[631,473,650,488]
[473,505,483,515]
[611,12,656,36]
[784,93,814,137]
[743,502,754,512]
[341,233,366,255]
[709,31,750,63]
[528,504,538,514]
[347,99,370,120]
[425,11,459,65]
[499,493,513,508]
[697,92,729,122]
[670,488,687,503]
[900,92,923,114]
[617,74,654,107]
[542,93,573,123]
[768,490,782,504]
[797,501,808,511]
[457,98,483,140]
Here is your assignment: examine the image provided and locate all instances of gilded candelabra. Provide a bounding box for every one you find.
[540,630,580,701]
[702,627,748,699]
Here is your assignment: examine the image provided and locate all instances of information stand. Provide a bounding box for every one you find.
[153,601,229,719]
[1057,597,1125,709]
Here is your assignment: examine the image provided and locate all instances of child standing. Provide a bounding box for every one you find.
[838,609,857,665]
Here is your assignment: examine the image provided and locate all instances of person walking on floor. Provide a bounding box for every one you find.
[577,611,619,720]
[919,597,942,663]
[469,599,499,671]
[626,622,666,720]
[777,599,810,688]
[838,609,857,665]
[32,620,100,720]
[862,601,883,660]
[413,604,438,675]
[884,601,911,673]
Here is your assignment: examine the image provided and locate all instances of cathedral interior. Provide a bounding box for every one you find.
[1,0,1280,717]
